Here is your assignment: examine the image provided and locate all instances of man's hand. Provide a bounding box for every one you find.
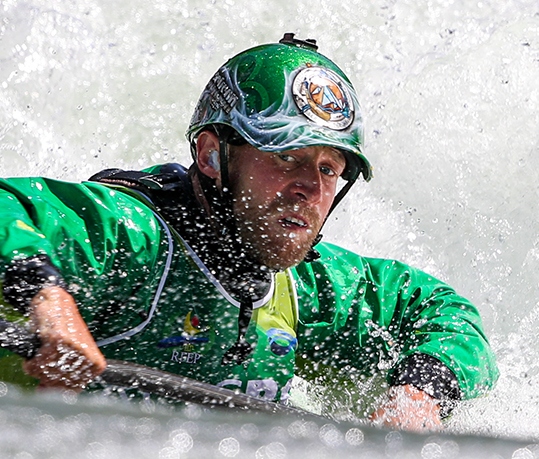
[22,286,106,392]
[369,384,443,433]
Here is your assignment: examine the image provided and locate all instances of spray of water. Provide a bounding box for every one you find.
[1,0,539,446]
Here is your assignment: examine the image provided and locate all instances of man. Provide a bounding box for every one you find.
[0,33,498,432]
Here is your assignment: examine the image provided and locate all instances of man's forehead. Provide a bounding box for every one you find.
[229,143,348,170]
[288,145,346,163]
[325,147,347,164]
[307,146,348,169]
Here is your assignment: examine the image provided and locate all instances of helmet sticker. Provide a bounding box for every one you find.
[206,68,240,114]
[292,66,354,130]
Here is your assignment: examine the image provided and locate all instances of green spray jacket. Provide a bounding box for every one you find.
[0,173,498,403]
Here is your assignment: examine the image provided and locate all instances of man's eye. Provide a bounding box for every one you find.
[277,154,296,163]
[320,166,337,177]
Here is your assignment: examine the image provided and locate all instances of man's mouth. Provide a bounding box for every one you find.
[280,216,308,228]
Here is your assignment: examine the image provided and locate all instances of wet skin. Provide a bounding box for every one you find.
[227,143,347,270]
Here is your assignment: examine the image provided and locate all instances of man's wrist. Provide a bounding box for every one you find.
[389,353,461,417]
[2,255,67,315]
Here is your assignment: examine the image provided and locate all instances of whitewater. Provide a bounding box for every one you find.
[1,0,539,456]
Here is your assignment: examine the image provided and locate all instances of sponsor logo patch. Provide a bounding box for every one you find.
[292,65,354,130]
[266,328,297,356]
[158,311,209,349]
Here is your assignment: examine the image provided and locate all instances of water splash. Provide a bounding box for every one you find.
[1,0,539,449]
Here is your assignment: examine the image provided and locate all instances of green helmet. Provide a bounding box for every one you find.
[187,33,372,182]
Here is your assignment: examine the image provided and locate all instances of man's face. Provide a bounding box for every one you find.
[227,144,347,270]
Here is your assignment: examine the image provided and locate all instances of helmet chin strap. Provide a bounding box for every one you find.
[328,176,357,216]
[303,174,358,262]
[211,132,238,237]
[218,136,231,197]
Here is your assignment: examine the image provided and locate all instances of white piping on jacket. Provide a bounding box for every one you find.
[179,236,275,309]
[96,211,174,347]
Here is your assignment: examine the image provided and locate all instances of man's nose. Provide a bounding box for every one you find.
[288,164,323,203]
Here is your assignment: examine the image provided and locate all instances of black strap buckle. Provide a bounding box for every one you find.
[279,33,318,51]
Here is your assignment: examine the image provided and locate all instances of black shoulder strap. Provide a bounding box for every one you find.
[88,163,199,236]
[88,163,187,193]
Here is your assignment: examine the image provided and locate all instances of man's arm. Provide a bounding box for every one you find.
[22,285,106,391]
[0,177,167,390]
[293,243,498,430]
[2,255,105,391]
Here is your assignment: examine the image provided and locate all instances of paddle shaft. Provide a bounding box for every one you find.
[0,319,312,416]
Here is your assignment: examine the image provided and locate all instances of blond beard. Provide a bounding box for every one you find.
[232,197,322,271]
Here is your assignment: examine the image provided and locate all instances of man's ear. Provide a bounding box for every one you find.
[196,131,221,180]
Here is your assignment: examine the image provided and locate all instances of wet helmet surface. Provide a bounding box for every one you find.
[187,34,371,182]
